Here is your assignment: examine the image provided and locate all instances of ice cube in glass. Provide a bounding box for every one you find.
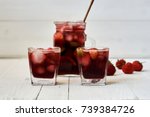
[28,47,60,85]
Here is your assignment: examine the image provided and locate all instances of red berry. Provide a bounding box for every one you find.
[36,67,45,74]
[54,32,63,40]
[81,54,91,66]
[122,62,134,74]
[54,32,64,47]
[47,47,52,50]
[132,61,143,71]
[107,61,116,76]
[65,33,73,42]
[89,48,98,59]
[47,65,56,72]
[116,59,126,69]
[78,34,85,46]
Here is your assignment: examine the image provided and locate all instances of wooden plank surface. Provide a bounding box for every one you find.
[0,58,42,99]
[37,76,69,100]
[68,77,136,100]
[0,59,16,77]
[0,58,149,100]
[123,59,150,99]
[69,59,150,100]
[0,58,69,100]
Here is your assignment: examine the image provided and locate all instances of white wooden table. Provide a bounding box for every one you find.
[0,58,149,100]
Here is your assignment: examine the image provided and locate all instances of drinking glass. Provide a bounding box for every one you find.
[28,47,60,85]
[76,47,109,86]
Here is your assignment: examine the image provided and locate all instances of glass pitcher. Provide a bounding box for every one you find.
[53,21,86,75]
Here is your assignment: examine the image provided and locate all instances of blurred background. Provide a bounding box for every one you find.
[0,0,150,58]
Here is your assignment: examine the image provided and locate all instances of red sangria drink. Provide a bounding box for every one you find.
[28,47,60,85]
[53,21,86,75]
[76,47,109,85]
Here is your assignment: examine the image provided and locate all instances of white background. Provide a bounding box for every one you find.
[0,0,150,58]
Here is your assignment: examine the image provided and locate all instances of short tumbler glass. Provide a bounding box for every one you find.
[76,47,109,86]
[28,47,60,85]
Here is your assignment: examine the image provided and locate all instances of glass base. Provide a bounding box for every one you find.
[59,74,80,77]
[81,78,106,86]
[31,76,56,86]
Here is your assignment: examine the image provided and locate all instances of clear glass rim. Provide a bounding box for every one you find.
[78,47,109,51]
[28,47,61,53]
[54,21,86,25]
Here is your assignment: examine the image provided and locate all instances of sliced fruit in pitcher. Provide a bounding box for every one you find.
[54,32,63,40]
[76,48,84,57]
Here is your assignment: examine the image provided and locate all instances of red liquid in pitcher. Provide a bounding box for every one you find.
[53,21,86,75]
[28,48,60,78]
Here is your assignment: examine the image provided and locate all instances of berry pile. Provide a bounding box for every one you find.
[107,59,143,76]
